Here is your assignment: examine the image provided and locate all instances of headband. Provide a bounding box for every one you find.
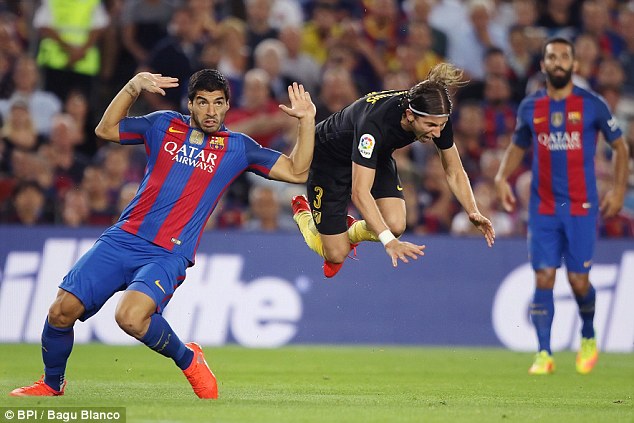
[408,104,449,118]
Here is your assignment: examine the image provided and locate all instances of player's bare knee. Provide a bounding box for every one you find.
[568,273,590,296]
[115,308,146,339]
[323,245,349,263]
[535,269,556,289]
[47,305,76,328]
[47,295,82,328]
[384,218,406,238]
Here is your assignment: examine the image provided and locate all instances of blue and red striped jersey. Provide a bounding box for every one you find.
[512,86,622,216]
[115,110,282,262]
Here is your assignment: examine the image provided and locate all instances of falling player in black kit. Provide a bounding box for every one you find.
[292,63,495,277]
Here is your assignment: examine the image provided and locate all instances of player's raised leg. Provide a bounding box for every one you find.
[292,195,357,278]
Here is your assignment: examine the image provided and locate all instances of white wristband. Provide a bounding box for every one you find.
[378,230,396,246]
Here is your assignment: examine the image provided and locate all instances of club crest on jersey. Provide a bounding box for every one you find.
[551,112,563,127]
[209,136,225,150]
[567,111,581,124]
[189,130,204,145]
[358,134,375,159]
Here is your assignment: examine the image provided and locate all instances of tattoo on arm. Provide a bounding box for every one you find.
[125,82,139,98]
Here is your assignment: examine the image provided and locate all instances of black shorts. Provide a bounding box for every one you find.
[307,155,404,235]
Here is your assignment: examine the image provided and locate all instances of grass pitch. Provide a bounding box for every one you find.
[1,344,633,423]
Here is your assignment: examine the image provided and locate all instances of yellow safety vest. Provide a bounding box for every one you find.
[36,0,102,76]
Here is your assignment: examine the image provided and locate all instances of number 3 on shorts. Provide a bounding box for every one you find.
[313,186,324,210]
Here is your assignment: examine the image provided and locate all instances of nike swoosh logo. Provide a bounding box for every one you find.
[155,280,166,294]
[396,185,403,191]
[533,117,547,124]
[168,126,185,134]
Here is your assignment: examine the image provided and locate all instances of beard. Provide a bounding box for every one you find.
[546,67,573,89]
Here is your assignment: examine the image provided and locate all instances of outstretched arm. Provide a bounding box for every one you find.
[268,83,316,183]
[440,145,495,247]
[95,72,179,143]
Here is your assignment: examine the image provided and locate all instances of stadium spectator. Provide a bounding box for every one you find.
[268,0,305,31]
[63,89,100,158]
[253,38,294,103]
[456,47,523,104]
[452,101,487,181]
[506,25,536,90]
[617,4,634,120]
[216,17,249,100]
[38,113,90,201]
[244,0,279,69]
[580,0,625,59]
[279,25,322,94]
[0,101,41,174]
[140,7,205,112]
[245,184,295,232]
[2,180,51,225]
[187,0,223,42]
[0,55,62,137]
[224,68,294,148]
[408,152,457,235]
[358,0,404,66]
[300,0,343,66]
[8,69,316,399]
[96,144,142,204]
[291,63,494,278]
[573,32,601,89]
[32,0,110,101]
[313,66,358,123]
[535,0,580,40]
[58,187,91,227]
[451,180,513,236]
[446,0,509,81]
[119,0,181,87]
[481,74,517,150]
[79,164,118,226]
[402,0,449,57]
[494,37,629,376]
[400,21,444,82]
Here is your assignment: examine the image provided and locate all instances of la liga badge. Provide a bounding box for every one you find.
[358,133,375,158]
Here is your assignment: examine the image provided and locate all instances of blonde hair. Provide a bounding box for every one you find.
[405,62,468,115]
[426,63,468,88]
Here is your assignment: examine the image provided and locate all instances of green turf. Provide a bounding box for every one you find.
[1,344,632,423]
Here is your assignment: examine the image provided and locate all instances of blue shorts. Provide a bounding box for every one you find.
[60,227,189,321]
[528,212,597,273]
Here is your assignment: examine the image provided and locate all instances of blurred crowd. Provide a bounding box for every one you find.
[0,0,633,237]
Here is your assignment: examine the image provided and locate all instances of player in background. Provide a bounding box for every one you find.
[291,63,495,278]
[9,70,316,398]
[494,37,629,375]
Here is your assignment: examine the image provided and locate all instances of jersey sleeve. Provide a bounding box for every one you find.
[512,99,532,149]
[433,118,454,150]
[351,117,382,169]
[119,111,164,146]
[243,134,282,178]
[593,96,623,143]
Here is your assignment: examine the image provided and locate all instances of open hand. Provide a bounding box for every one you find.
[385,239,426,267]
[131,72,179,96]
[279,83,316,121]
[469,212,495,247]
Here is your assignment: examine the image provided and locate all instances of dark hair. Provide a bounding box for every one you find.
[188,69,231,102]
[542,37,575,59]
[12,180,44,199]
[403,63,466,116]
